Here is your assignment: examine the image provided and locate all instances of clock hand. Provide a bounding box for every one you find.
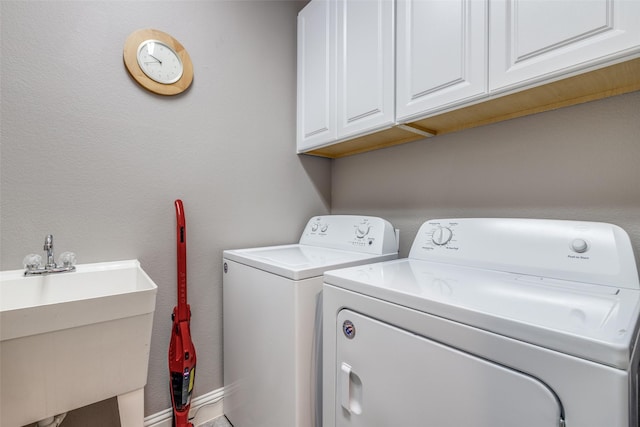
[149,54,163,65]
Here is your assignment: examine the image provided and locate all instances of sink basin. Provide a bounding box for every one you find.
[0,259,158,427]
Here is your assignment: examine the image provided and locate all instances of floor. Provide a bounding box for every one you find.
[199,415,233,427]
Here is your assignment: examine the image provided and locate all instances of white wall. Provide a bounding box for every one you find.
[332,91,640,261]
[0,0,330,421]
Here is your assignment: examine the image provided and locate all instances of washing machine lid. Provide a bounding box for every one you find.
[324,258,640,370]
[224,244,397,280]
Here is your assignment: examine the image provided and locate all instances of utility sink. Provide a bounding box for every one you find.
[0,259,158,427]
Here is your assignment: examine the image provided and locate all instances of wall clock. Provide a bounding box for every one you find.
[123,29,194,96]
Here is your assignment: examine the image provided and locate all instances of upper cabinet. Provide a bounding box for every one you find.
[489,0,640,92]
[297,0,335,151]
[396,0,487,121]
[298,0,640,158]
[297,0,396,153]
[337,0,395,138]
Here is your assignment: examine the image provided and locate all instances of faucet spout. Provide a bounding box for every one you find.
[44,234,56,268]
[24,234,76,276]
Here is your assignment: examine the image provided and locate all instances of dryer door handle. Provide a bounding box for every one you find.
[340,362,362,415]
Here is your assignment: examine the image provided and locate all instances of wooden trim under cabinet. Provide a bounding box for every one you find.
[302,126,430,158]
[301,57,640,159]
[410,57,640,136]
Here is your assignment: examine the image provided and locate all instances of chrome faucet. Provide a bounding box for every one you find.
[23,234,76,276]
[44,234,56,269]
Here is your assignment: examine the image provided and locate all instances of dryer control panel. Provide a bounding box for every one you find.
[409,218,639,289]
[300,215,398,255]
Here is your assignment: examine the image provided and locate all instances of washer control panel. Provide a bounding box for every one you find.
[409,218,638,289]
[300,215,398,255]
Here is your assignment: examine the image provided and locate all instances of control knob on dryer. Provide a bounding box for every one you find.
[432,226,453,246]
[571,238,589,253]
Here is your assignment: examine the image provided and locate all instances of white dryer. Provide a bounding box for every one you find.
[223,215,398,427]
[323,218,640,427]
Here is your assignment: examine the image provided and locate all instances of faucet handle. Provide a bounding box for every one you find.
[58,252,76,268]
[23,253,43,270]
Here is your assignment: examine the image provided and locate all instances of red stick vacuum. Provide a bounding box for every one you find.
[169,199,197,427]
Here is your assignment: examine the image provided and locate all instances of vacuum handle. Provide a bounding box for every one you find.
[175,199,189,322]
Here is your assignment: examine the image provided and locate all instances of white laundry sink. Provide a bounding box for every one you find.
[0,259,158,427]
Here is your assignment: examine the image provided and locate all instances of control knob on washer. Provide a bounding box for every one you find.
[356,224,370,239]
[432,226,453,246]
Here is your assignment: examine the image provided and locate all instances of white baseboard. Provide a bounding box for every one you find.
[144,387,225,427]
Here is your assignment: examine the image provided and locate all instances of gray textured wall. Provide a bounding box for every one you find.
[0,0,330,420]
[332,91,640,261]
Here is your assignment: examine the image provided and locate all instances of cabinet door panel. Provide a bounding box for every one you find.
[396,0,487,121]
[337,0,395,138]
[297,0,336,152]
[490,0,640,92]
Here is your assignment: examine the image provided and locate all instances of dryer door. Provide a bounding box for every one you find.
[335,309,564,427]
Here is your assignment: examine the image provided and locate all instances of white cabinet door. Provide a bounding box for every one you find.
[337,0,395,138]
[297,0,336,152]
[334,309,564,427]
[396,0,487,121]
[490,0,640,92]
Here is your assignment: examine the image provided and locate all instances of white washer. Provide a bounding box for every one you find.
[323,218,640,427]
[223,215,398,427]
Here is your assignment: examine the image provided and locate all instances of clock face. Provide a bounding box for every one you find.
[136,40,183,84]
